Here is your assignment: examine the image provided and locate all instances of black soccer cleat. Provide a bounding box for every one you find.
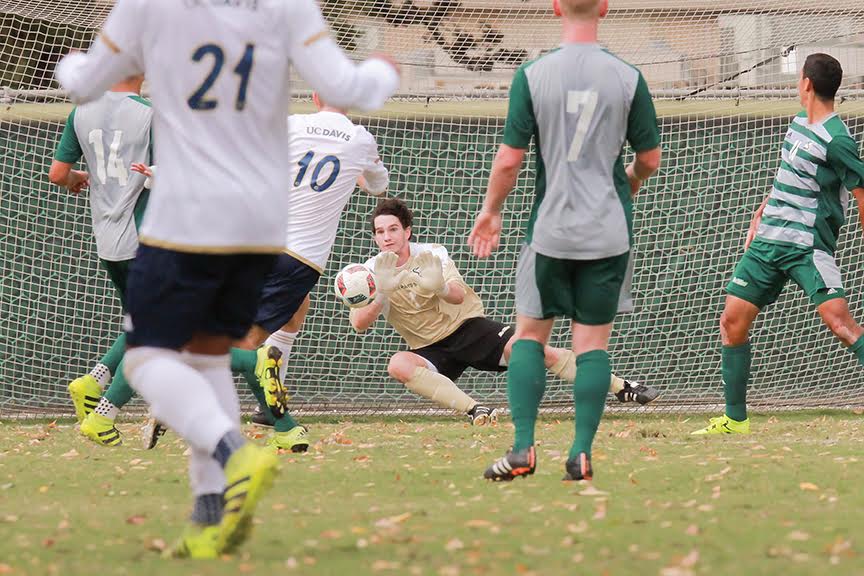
[143,416,167,450]
[615,380,660,405]
[250,407,275,427]
[483,446,536,481]
[468,405,498,426]
[562,452,593,482]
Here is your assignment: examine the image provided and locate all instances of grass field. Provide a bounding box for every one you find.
[0,413,862,575]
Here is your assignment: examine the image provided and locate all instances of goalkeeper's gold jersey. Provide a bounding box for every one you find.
[364,242,485,349]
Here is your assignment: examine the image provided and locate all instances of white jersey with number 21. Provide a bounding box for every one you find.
[285,111,389,271]
[55,0,399,254]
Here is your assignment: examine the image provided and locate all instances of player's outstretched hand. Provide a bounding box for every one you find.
[375,252,408,295]
[468,210,502,258]
[416,252,445,294]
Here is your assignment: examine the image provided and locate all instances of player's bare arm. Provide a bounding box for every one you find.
[48,160,89,193]
[853,188,864,236]
[625,146,661,196]
[469,145,526,258]
[744,195,771,250]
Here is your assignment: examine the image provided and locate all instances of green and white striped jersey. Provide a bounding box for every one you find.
[756,111,864,254]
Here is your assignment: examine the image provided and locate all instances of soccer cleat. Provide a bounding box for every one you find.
[142,415,167,450]
[250,407,274,427]
[468,405,498,426]
[615,380,661,405]
[217,444,280,554]
[483,446,536,481]
[562,453,593,481]
[164,523,220,559]
[691,414,751,435]
[254,346,289,419]
[267,425,309,453]
[80,412,122,446]
[68,375,102,423]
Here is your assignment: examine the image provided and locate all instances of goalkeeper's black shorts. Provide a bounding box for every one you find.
[411,317,512,381]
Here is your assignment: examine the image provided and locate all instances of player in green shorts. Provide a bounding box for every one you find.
[693,53,864,435]
[49,75,153,446]
[469,0,661,482]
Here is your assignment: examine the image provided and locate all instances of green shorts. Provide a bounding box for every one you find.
[100,258,134,309]
[515,244,630,325]
[725,240,845,308]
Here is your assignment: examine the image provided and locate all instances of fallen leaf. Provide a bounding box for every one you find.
[799,482,819,491]
[38,485,49,493]
[375,512,412,529]
[0,564,11,574]
[787,531,810,541]
[371,560,400,571]
[320,530,342,539]
[567,521,588,534]
[445,538,464,551]
[126,515,146,525]
[464,519,493,528]
[238,563,254,573]
[60,449,79,459]
[285,557,298,569]
[592,499,607,520]
[146,538,166,552]
[685,524,700,536]
[42,538,55,548]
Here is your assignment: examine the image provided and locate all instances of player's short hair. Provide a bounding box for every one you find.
[803,53,843,101]
[559,0,602,18]
[371,198,413,232]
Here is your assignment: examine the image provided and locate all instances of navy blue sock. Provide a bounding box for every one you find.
[212,429,246,467]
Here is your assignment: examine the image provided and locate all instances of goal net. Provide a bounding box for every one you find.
[3,0,864,418]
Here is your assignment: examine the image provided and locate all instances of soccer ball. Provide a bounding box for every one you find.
[334,264,376,308]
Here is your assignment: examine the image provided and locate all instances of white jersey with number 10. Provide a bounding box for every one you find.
[285,111,388,271]
[55,0,399,254]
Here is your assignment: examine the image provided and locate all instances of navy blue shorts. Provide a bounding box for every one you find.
[254,254,321,333]
[125,245,277,349]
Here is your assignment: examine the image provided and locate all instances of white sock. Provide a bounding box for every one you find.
[265,330,297,382]
[94,396,119,420]
[89,363,111,388]
[610,374,626,394]
[182,352,239,422]
[124,347,235,454]
[189,447,226,497]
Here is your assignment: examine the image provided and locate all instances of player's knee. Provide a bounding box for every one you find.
[387,353,414,382]
[719,310,748,345]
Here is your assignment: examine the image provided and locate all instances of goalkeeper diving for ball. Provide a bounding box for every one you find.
[349,198,659,424]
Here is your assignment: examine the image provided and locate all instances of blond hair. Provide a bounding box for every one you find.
[559,0,602,19]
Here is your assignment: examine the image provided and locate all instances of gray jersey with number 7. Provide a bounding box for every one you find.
[502,43,660,260]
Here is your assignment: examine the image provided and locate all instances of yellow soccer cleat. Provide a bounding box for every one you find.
[68,375,102,423]
[217,444,279,554]
[267,425,309,453]
[691,414,750,435]
[254,346,289,419]
[80,412,122,446]
[164,523,220,559]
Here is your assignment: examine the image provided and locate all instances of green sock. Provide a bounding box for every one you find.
[508,339,547,452]
[569,350,610,460]
[100,333,126,374]
[103,359,135,408]
[722,343,751,422]
[230,348,299,432]
[849,336,864,366]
